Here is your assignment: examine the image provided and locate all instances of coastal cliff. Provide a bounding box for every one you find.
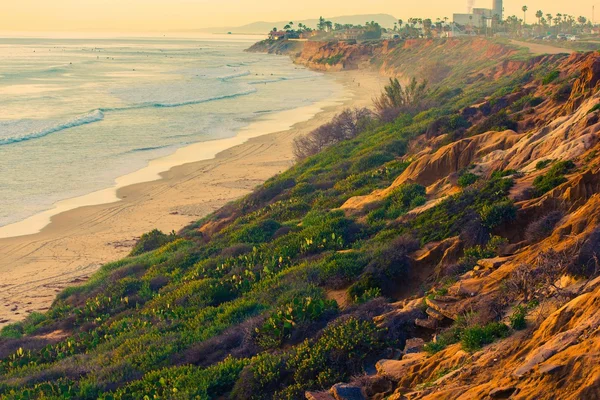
[2,38,600,399]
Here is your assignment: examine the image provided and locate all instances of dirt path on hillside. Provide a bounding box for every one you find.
[510,40,575,55]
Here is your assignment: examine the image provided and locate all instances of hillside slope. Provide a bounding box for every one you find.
[1,39,599,399]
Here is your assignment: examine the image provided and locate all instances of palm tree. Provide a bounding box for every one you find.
[522,6,528,25]
[536,10,543,25]
[317,16,326,31]
[546,13,553,27]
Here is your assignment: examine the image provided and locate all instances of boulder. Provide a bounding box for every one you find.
[330,383,366,400]
[376,354,427,381]
[538,363,564,375]
[415,317,438,330]
[426,306,446,321]
[425,297,459,320]
[404,338,425,354]
[488,386,517,398]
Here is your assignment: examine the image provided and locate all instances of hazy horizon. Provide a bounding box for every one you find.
[2,0,596,33]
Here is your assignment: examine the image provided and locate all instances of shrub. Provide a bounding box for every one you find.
[314,252,368,288]
[389,183,426,211]
[458,172,479,187]
[351,152,395,174]
[524,211,563,242]
[535,159,552,170]
[350,235,419,298]
[130,229,177,256]
[233,219,281,244]
[317,54,344,65]
[479,200,517,229]
[368,183,428,221]
[426,114,470,138]
[353,287,382,304]
[0,323,24,339]
[542,70,560,85]
[293,108,373,161]
[509,305,527,330]
[533,160,575,196]
[236,317,384,398]
[588,103,600,114]
[491,169,518,179]
[460,322,509,352]
[423,340,446,354]
[243,177,296,210]
[553,83,572,102]
[572,227,600,277]
[255,296,338,349]
[459,236,507,269]
[470,110,518,135]
[374,77,429,120]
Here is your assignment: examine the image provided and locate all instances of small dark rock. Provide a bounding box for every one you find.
[489,386,517,398]
[404,338,425,354]
[330,383,366,400]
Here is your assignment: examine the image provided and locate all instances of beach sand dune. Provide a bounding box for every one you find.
[0,70,387,327]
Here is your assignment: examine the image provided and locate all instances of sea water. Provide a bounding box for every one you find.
[0,34,341,232]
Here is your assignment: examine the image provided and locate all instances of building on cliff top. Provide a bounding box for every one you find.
[334,28,366,41]
[268,31,287,40]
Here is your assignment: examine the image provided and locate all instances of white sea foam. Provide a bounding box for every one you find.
[0,110,104,146]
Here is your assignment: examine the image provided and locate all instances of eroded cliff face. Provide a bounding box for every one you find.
[248,38,525,77]
[288,42,600,399]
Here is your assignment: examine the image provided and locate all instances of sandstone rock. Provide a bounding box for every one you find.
[450,280,483,298]
[360,375,394,397]
[376,354,426,381]
[538,363,564,375]
[330,383,366,400]
[425,297,459,320]
[306,391,336,400]
[426,306,446,321]
[477,257,509,270]
[404,338,425,354]
[488,386,517,398]
[415,317,438,330]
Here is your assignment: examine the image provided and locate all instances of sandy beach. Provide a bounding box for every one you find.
[0,69,387,327]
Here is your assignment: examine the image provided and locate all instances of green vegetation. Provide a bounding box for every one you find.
[130,229,177,256]
[542,70,560,85]
[424,320,509,354]
[533,160,575,195]
[459,236,508,269]
[470,110,518,135]
[535,159,553,170]
[460,322,510,352]
[457,172,479,187]
[509,305,527,330]
[316,54,344,65]
[0,39,567,399]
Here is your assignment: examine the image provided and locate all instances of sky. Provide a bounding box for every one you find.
[1,0,596,32]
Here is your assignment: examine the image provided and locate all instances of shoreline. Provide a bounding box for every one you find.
[0,90,348,239]
[0,69,388,327]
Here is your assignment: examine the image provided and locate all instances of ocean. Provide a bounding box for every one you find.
[0,34,341,234]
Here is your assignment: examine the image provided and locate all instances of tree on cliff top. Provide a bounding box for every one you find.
[374,77,429,121]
